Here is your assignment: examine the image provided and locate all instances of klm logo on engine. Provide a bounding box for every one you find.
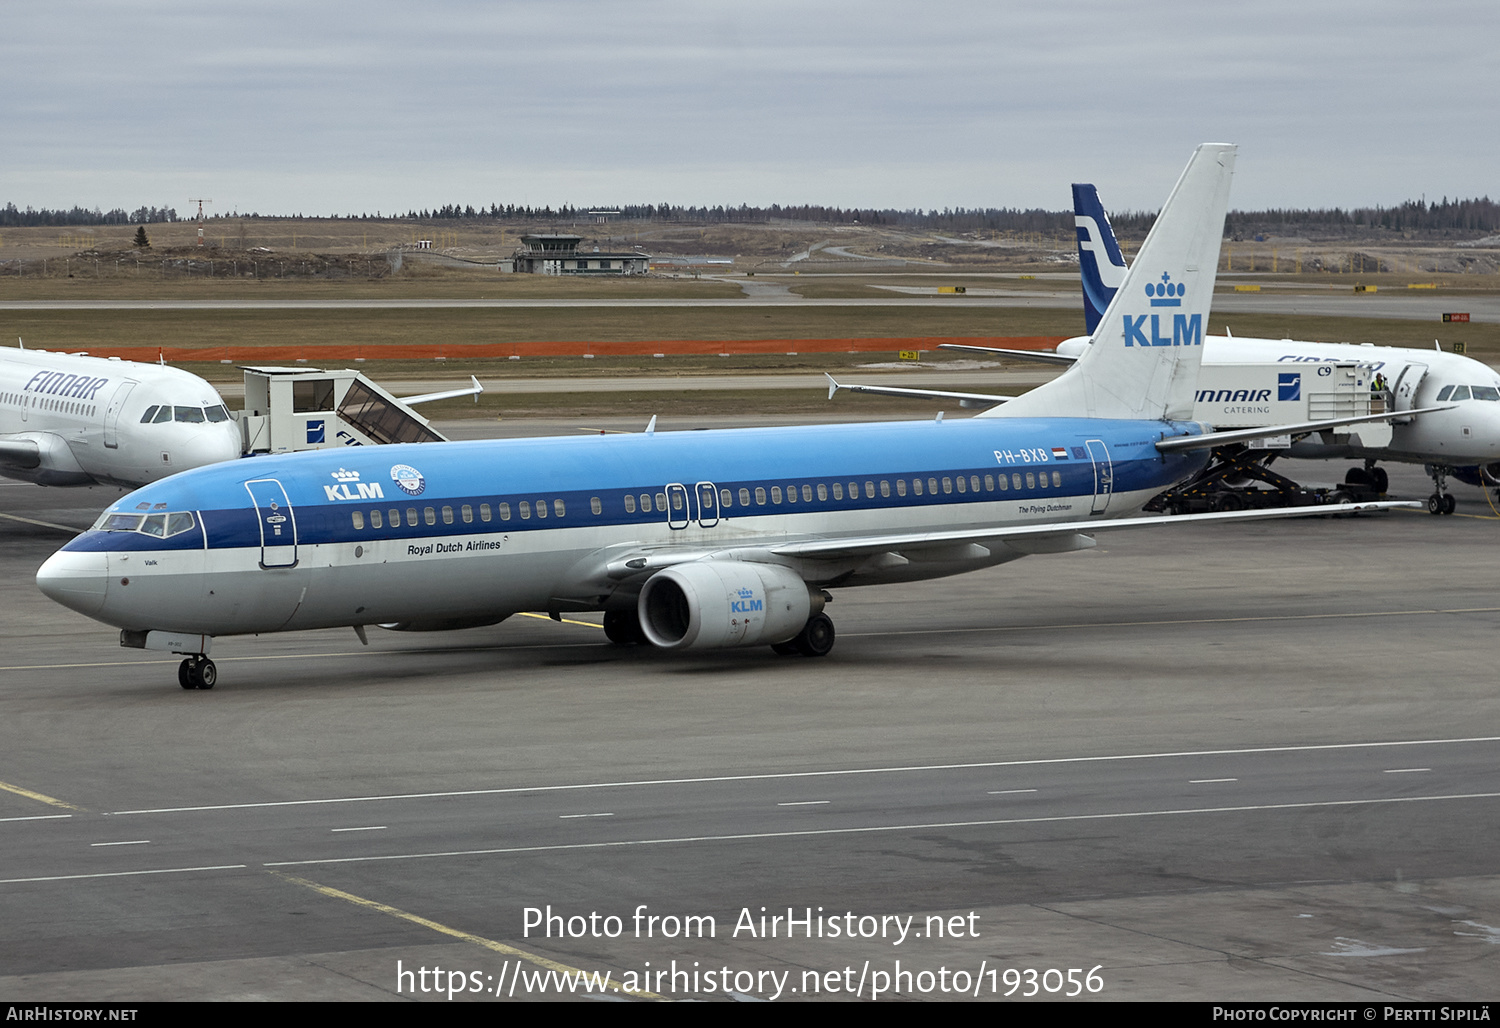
[323,467,384,501]
[1124,272,1201,348]
[730,586,763,614]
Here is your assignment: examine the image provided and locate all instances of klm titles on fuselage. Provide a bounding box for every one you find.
[324,468,385,502]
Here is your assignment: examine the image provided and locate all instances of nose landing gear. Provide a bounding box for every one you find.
[1425,464,1457,515]
[178,655,217,690]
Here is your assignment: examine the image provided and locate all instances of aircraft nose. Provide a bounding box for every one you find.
[36,549,109,618]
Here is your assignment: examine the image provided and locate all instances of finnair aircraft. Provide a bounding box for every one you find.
[0,345,240,488]
[34,145,1409,689]
[934,185,1500,513]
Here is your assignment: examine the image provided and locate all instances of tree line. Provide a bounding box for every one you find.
[5,197,1496,236]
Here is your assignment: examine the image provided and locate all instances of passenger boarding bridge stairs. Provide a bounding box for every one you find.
[235,366,477,455]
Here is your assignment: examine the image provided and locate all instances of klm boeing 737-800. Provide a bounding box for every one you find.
[34,145,1416,689]
[0,345,241,488]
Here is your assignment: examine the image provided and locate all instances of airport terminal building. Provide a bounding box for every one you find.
[512,234,649,275]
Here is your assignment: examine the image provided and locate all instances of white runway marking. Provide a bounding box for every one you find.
[261,791,1500,870]
[90,840,149,847]
[105,736,1500,817]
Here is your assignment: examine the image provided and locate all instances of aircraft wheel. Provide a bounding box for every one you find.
[178,659,195,690]
[1428,493,1444,515]
[1216,492,1246,512]
[1371,467,1389,493]
[793,613,835,658]
[603,610,644,646]
[186,657,216,690]
[1443,493,1457,515]
[770,641,800,655]
[1344,467,1373,487]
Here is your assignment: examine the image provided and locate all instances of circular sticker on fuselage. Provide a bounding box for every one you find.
[390,464,426,496]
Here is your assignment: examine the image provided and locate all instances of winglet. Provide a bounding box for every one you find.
[825,373,841,400]
[645,415,657,436]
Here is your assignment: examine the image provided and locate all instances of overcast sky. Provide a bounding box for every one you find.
[4,1,1496,218]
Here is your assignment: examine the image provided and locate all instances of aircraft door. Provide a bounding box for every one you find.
[1085,439,1113,515]
[102,380,138,448]
[245,478,299,568]
[1392,362,1428,412]
[664,483,691,530]
[695,481,720,527]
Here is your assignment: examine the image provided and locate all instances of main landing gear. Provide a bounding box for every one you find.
[1426,464,1457,516]
[603,609,648,646]
[771,612,836,658]
[178,655,217,690]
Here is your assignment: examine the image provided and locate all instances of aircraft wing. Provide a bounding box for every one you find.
[600,500,1417,581]
[0,437,41,470]
[938,342,1079,366]
[401,376,483,405]
[824,374,1012,408]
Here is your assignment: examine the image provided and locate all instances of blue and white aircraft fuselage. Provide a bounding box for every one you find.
[42,417,1203,639]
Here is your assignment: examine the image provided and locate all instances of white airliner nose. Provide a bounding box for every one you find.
[35,550,109,618]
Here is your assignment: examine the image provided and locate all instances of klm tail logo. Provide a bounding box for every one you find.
[1124,272,1201,348]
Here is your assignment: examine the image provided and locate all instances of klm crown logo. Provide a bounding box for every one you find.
[1146,272,1184,307]
[1124,270,1201,349]
[332,468,361,483]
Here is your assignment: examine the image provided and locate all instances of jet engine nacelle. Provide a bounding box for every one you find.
[638,561,812,651]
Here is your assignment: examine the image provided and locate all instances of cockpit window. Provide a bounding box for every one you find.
[1450,386,1471,401]
[140,405,160,423]
[1437,386,1454,402]
[205,405,230,422]
[1473,386,1500,401]
[95,510,197,537]
[174,406,206,423]
[153,405,173,424]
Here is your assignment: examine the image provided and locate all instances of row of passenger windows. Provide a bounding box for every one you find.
[346,471,1067,531]
[140,404,232,424]
[351,496,593,531]
[2,392,97,418]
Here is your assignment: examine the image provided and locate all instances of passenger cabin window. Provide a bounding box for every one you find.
[371,509,384,529]
[554,499,566,517]
[480,503,492,522]
[591,497,602,515]
[739,488,751,506]
[1052,471,1062,487]
[771,486,783,503]
[424,507,436,525]
[519,501,531,519]
[624,494,637,513]
[406,508,418,526]
[535,499,547,519]
[352,511,365,530]
[442,506,454,524]
[461,504,473,523]
[498,502,511,521]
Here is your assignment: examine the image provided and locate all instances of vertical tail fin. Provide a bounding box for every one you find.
[1072,183,1127,334]
[991,144,1235,422]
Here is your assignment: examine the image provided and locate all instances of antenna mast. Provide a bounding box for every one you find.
[189,198,212,246]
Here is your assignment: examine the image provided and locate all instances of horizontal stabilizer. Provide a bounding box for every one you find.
[825,373,1011,408]
[402,376,483,405]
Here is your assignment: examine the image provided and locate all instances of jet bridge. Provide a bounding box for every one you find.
[235,366,479,454]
